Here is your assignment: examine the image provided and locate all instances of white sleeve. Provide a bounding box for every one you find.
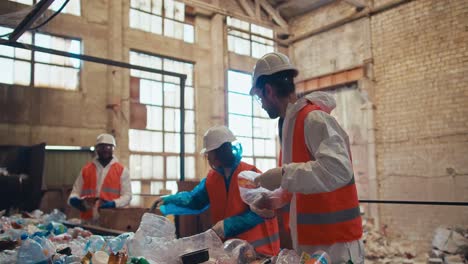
[281,111,354,194]
[114,167,132,207]
[68,169,84,205]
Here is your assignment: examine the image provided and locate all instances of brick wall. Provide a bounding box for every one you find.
[371,0,468,249]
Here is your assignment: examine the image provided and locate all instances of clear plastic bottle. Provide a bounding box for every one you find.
[304,250,331,264]
[16,234,48,264]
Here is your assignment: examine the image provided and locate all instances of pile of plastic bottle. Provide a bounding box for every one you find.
[0,210,331,264]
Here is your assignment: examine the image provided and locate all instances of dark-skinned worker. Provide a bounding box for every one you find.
[68,133,132,222]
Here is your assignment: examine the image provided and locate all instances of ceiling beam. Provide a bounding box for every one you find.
[254,0,261,19]
[257,0,288,29]
[342,0,367,9]
[237,0,255,17]
[9,0,54,41]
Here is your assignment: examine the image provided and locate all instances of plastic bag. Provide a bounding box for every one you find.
[274,249,301,264]
[223,239,256,264]
[238,171,291,210]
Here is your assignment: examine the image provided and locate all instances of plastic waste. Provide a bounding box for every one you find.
[44,209,67,223]
[301,250,331,264]
[84,235,106,253]
[32,235,56,258]
[64,255,82,264]
[238,171,291,211]
[0,249,17,263]
[16,234,48,264]
[274,249,301,264]
[46,221,67,235]
[92,251,109,264]
[108,233,132,253]
[135,213,176,239]
[223,239,256,264]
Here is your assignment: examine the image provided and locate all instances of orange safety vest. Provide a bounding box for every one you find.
[290,103,362,246]
[205,162,280,256]
[80,162,124,220]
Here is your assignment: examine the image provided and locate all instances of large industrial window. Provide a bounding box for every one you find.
[8,0,81,16]
[227,70,277,172]
[129,51,195,206]
[0,26,81,90]
[129,0,194,43]
[227,17,274,58]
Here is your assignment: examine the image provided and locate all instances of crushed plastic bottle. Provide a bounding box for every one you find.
[84,235,106,253]
[16,234,48,264]
[108,233,132,253]
[32,235,56,258]
[44,209,66,223]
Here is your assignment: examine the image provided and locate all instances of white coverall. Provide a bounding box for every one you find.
[280,91,365,263]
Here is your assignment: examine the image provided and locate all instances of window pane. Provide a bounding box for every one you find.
[141,155,153,179]
[164,19,175,38]
[236,137,253,156]
[166,156,180,180]
[229,114,252,137]
[164,132,180,153]
[14,60,31,86]
[151,181,164,194]
[253,117,276,139]
[131,181,141,194]
[34,63,50,87]
[150,15,163,35]
[184,87,194,110]
[152,155,164,179]
[140,79,163,105]
[185,156,195,179]
[164,108,180,132]
[184,24,194,43]
[130,154,142,179]
[185,134,195,154]
[129,129,163,152]
[243,157,254,165]
[147,106,163,130]
[255,158,276,172]
[166,180,178,194]
[227,70,251,94]
[253,138,265,156]
[164,82,180,107]
[253,100,269,118]
[152,0,162,15]
[228,92,252,116]
[185,110,194,133]
[0,58,14,84]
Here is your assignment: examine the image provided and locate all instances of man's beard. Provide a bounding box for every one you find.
[266,106,279,119]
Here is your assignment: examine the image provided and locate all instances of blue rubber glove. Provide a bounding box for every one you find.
[100,200,116,209]
[69,197,86,211]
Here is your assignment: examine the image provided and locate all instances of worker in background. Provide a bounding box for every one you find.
[249,52,364,263]
[68,133,132,222]
[151,126,280,257]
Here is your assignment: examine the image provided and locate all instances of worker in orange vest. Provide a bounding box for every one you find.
[151,126,280,257]
[249,52,364,263]
[68,134,132,222]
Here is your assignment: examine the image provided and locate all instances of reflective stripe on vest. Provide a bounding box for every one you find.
[292,103,362,246]
[102,187,120,195]
[205,162,280,256]
[81,189,95,196]
[250,232,280,248]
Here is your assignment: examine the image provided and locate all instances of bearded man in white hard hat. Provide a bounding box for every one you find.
[150,126,280,257]
[68,133,132,222]
[250,52,364,263]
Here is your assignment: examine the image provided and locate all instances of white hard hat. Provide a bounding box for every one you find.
[250,52,298,95]
[200,126,236,154]
[96,133,116,146]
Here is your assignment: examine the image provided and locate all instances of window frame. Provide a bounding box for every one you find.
[128,49,196,202]
[226,17,275,58]
[0,25,82,90]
